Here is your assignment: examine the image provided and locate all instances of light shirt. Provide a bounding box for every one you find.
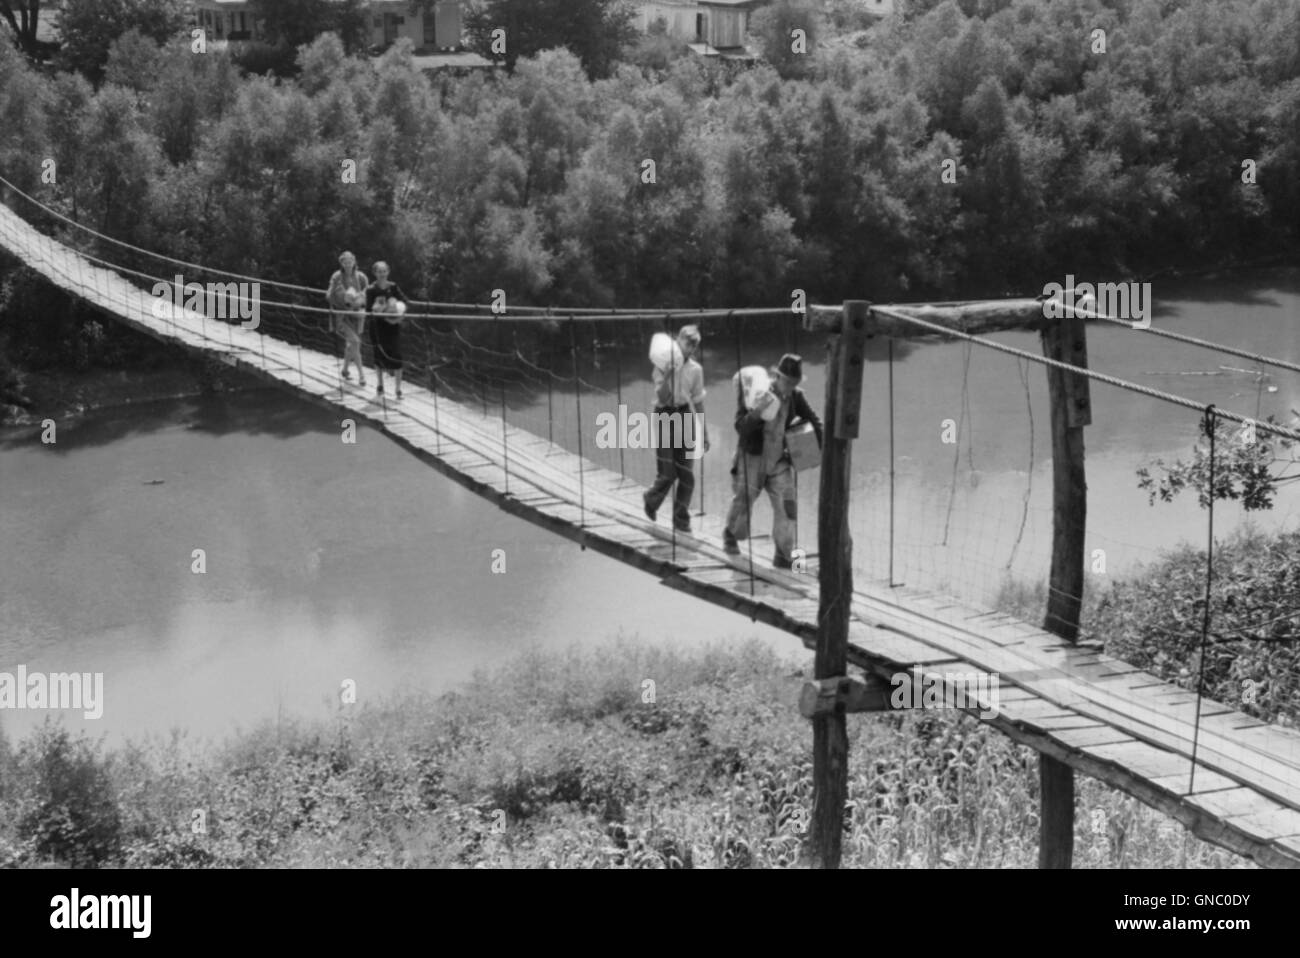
[653,357,705,408]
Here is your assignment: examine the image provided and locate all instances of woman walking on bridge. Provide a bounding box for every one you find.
[326,251,367,387]
[366,261,409,401]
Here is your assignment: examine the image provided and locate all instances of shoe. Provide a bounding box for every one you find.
[674,522,691,534]
[723,534,740,555]
[643,493,657,522]
[359,376,367,387]
[773,555,794,570]
[395,389,403,401]
[341,368,353,381]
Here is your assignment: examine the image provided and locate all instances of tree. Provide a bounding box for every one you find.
[57,0,186,83]
[0,37,51,193]
[74,84,161,236]
[0,0,53,60]
[103,27,162,93]
[748,0,821,80]
[252,0,365,52]
[464,0,637,79]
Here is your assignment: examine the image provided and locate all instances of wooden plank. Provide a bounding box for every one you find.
[1034,716,1108,731]
[1150,770,1239,796]
[1052,725,1135,749]
[1086,741,1196,780]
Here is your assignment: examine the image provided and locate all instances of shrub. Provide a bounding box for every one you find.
[16,725,123,867]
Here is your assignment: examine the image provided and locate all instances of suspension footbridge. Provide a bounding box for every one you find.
[3,188,1300,868]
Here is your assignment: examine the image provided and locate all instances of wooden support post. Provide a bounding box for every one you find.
[1037,313,1089,869]
[810,300,869,869]
[1042,315,1089,640]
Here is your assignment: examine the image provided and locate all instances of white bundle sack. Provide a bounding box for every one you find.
[649,332,685,372]
[735,365,779,421]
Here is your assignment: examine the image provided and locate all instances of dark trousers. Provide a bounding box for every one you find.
[645,404,695,529]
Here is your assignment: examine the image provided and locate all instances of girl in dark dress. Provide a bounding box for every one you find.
[365,261,410,401]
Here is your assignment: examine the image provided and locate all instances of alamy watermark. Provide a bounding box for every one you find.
[152,274,261,330]
[890,666,1000,720]
[595,405,706,460]
[0,666,104,720]
[1042,274,1151,329]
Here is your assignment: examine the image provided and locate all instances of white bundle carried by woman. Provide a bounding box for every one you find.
[649,332,685,372]
[735,365,779,421]
[380,299,406,323]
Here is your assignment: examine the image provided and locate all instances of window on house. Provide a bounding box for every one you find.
[696,13,705,41]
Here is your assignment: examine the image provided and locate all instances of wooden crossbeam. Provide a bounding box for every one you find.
[805,298,1049,337]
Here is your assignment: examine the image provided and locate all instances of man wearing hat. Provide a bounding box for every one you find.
[644,325,708,533]
[724,353,822,569]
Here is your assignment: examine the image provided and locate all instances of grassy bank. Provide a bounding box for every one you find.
[0,633,1251,869]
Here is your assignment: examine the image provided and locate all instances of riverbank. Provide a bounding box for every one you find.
[0,634,1253,869]
[0,274,255,427]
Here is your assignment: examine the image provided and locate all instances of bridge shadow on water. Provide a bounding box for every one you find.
[0,387,338,454]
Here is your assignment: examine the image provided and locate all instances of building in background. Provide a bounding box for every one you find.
[364,0,463,51]
[636,0,762,60]
[190,0,470,54]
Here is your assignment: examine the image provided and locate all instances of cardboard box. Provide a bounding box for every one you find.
[785,422,820,471]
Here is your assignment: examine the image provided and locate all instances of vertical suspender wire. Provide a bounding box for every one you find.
[546,338,554,446]
[733,311,755,597]
[431,329,443,457]
[889,334,897,587]
[378,306,387,418]
[614,326,626,481]
[697,332,706,520]
[1189,405,1217,795]
[789,313,798,560]
[666,314,677,564]
[497,315,509,495]
[570,317,586,536]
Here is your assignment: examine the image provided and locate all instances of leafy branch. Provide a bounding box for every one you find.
[1136,413,1300,511]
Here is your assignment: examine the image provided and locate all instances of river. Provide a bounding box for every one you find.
[3,271,1298,742]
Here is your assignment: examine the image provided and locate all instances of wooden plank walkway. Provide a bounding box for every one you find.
[4,202,1300,867]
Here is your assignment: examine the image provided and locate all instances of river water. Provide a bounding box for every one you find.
[3,272,1298,742]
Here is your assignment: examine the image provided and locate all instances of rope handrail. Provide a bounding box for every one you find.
[877,296,1300,380]
[872,304,1300,442]
[46,246,789,326]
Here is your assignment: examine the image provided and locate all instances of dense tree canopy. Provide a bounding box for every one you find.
[0,0,1295,313]
[465,0,638,79]
[56,0,185,82]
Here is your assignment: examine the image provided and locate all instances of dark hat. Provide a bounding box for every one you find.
[772,353,803,385]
